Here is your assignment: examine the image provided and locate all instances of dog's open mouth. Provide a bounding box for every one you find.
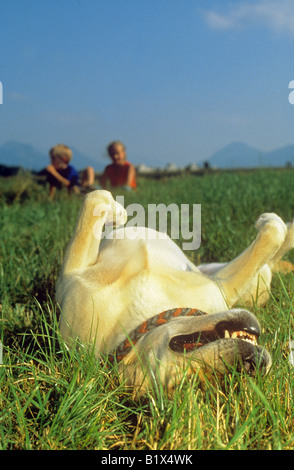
[169,322,259,353]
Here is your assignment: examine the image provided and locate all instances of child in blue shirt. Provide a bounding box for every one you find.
[46,144,95,199]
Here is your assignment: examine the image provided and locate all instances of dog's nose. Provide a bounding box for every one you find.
[242,348,270,376]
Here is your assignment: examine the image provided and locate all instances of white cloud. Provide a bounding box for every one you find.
[203,0,294,35]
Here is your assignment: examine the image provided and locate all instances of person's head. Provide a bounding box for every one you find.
[107,141,126,165]
[49,144,73,169]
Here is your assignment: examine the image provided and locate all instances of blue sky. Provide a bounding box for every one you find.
[1,0,294,169]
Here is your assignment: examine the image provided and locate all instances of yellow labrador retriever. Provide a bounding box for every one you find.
[57,190,293,394]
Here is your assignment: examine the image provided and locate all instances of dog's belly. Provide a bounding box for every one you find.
[95,228,228,336]
[99,226,198,273]
[59,227,228,353]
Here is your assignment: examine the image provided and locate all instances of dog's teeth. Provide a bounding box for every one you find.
[226,330,257,345]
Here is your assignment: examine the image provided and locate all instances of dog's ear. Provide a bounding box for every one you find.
[118,348,150,396]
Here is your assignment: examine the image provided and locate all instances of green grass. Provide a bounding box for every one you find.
[0,168,294,450]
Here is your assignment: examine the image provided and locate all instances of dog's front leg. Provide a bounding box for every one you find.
[213,213,287,306]
[60,190,127,275]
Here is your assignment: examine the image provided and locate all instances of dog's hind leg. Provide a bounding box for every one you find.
[212,213,287,307]
[60,190,127,275]
[268,220,294,271]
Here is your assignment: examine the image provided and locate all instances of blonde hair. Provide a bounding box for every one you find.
[49,144,73,164]
[107,141,125,158]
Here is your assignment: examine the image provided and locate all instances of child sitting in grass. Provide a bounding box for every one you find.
[46,144,95,199]
[100,141,137,191]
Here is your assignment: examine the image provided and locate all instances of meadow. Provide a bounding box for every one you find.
[0,168,294,450]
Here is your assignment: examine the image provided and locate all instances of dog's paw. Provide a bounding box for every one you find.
[91,191,127,227]
[109,200,128,227]
[285,220,294,249]
[255,213,287,239]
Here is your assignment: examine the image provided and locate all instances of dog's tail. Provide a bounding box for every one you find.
[61,190,127,275]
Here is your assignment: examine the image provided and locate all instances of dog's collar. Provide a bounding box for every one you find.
[108,307,207,364]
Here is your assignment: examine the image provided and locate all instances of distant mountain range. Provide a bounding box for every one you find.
[0,141,104,172]
[0,140,293,172]
[208,142,294,168]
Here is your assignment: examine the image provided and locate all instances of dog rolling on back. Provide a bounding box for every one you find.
[57,190,293,394]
